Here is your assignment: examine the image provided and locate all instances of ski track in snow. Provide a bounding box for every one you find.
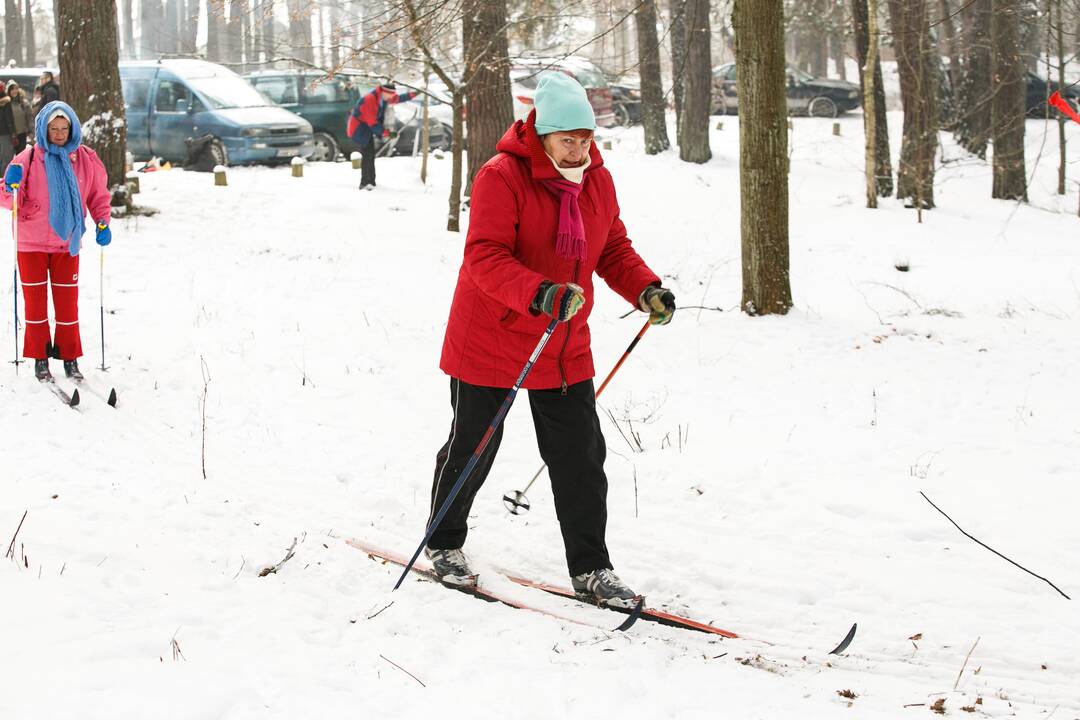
[2,113,1079,718]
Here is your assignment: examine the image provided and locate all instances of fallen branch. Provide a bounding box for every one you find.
[954,636,980,690]
[619,305,725,320]
[367,601,394,620]
[380,654,426,687]
[259,538,297,577]
[5,510,27,560]
[920,492,1070,600]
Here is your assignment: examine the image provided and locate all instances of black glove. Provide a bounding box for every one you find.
[639,286,676,325]
[531,281,585,322]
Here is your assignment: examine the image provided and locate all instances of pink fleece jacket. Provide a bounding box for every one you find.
[0,145,111,254]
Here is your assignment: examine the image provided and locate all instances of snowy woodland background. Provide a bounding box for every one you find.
[3,0,1080,718]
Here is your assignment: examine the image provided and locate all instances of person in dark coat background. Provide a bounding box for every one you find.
[345,82,416,190]
[0,84,16,170]
[7,81,34,152]
[423,72,677,607]
[37,72,61,109]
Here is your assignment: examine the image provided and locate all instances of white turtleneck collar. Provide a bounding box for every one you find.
[545,151,591,184]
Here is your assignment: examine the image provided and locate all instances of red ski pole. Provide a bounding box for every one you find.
[502,319,652,515]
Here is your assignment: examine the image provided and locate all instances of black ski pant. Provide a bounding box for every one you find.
[427,377,612,577]
[359,137,377,187]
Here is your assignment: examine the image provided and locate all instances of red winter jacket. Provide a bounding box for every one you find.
[439,112,660,390]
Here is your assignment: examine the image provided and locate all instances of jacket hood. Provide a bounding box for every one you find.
[35,100,82,150]
[495,109,604,180]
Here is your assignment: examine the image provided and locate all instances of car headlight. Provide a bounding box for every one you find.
[242,127,269,137]
[848,90,859,99]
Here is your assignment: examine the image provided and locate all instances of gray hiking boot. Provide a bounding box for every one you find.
[424,547,477,586]
[572,568,640,609]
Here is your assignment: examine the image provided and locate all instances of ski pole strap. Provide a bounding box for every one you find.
[394,316,562,590]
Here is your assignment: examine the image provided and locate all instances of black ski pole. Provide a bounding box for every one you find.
[394,298,573,590]
[503,318,652,514]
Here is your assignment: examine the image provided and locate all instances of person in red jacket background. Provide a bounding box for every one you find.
[346,81,417,190]
[425,72,676,607]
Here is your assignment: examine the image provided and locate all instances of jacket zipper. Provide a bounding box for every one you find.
[557,260,581,395]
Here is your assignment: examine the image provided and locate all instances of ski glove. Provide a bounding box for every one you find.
[3,163,22,193]
[95,222,112,247]
[532,281,585,322]
[639,286,676,325]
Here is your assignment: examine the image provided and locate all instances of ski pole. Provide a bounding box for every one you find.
[394,299,574,591]
[10,186,19,372]
[502,318,652,515]
[99,248,106,371]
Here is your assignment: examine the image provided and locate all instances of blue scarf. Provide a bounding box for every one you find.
[35,101,86,256]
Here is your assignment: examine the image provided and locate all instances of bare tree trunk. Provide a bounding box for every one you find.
[6,0,24,64]
[263,0,274,59]
[182,0,198,53]
[57,0,128,205]
[226,0,242,63]
[862,0,880,207]
[668,0,687,142]
[734,0,791,316]
[164,0,179,53]
[243,0,254,69]
[678,0,711,163]
[448,89,465,232]
[954,0,992,157]
[991,0,1027,200]
[463,0,513,195]
[1055,0,1066,195]
[330,0,340,69]
[121,0,134,58]
[887,0,937,210]
[939,0,961,92]
[852,0,893,196]
[23,0,35,65]
[207,0,224,61]
[636,0,670,154]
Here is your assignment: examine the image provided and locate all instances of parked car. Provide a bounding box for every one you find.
[712,63,861,118]
[511,57,617,128]
[1024,71,1080,117]
[245,69,453,161]
[120,59,314,166]
[609,79,641,126]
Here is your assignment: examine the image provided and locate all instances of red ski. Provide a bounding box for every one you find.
[347,538,639,632]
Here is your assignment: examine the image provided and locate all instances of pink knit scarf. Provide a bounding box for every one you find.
[540,178,586,261]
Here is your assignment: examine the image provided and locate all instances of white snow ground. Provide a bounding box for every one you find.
[2,113,1079,719]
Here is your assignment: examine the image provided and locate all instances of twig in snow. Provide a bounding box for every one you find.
[232,555,246,580]
[366,601,394,620]
[633,466,639,519]
[6,510,27,560]
[953,636,980,690]
[259,538,298,577]
[379,654,426,687]
[864,281,923,310]
[920,492,1071,600]
[171,629,186,661]
[618,305,725,320]
[200,356,211,480]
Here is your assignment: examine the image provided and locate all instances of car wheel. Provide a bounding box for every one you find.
[209,138,228,167]
[808,96,838,118]
[310,132,339,162]
[614,103,631,127]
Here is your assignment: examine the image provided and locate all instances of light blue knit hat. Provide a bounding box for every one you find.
[533,72,596,135]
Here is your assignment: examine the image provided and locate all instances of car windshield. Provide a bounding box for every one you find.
[787,65,815,83]
[570,66,607,89]
[188,75,273,108]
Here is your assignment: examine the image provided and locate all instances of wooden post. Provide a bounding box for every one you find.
[602,139,613,150]
[291,157,304,178]
[126,171,140,194]
[351,151,361,169]
[214,165,227,186]
[716,120,724,130]
[833,122,841,136]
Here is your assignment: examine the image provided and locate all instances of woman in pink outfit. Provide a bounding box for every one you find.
[1,101,112,381]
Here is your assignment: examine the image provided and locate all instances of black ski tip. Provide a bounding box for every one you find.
[614,597,645,632]
[829,622,858,655]
[107,388,118,407]
[69,388,81,408]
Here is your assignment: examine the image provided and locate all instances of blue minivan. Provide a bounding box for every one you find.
[120,59,314,166]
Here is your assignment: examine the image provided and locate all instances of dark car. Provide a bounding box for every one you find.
[511,57,617,128]
[1024,71,1080,117]
[245,70,452,161]
[609,80,641,126]
[712,63,861,118]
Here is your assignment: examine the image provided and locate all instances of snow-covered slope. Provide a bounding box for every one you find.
[2,113,1078,718]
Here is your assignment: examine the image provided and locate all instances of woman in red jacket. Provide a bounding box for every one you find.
[426,73,676,607]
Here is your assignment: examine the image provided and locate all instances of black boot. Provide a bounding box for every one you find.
[63,360,84,380]
[35,359,52,381]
